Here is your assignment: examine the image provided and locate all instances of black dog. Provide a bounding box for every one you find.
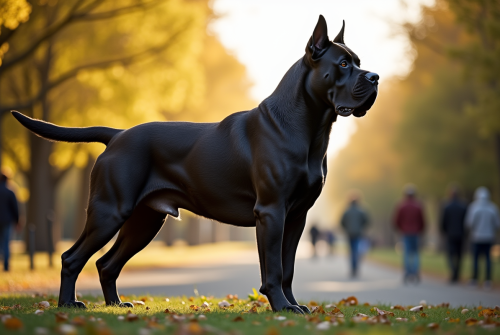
[12,15,378,313]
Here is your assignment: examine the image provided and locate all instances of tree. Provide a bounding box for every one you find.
[0,0,217,251]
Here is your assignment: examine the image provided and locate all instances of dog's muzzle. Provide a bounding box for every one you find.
[335,72,378,117]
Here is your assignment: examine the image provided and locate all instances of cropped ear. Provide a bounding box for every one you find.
[306,15,329,60]
[333,20,345,44]
[312,15,328,49]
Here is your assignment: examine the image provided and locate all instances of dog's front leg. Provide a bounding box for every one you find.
[255,204,304,314]
[282,215,311,314]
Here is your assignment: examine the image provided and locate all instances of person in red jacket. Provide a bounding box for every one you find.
[394,184,425,284]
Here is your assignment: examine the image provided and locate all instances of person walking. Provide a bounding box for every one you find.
[340,194,369,278]
[0,173,19,271]
[440,186,467,284]
[394,184,425,284]
[466,187,500,289]
[309,224,320,258]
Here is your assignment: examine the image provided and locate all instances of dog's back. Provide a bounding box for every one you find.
[94,109,258,226]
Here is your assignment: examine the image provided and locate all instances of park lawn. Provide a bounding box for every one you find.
[0,294,499,335]
[367,249,500,285]
[0,242,256,292]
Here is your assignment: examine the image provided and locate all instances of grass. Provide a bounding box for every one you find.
[0,294,498,335]
[367,248,500,284]
[1,241,256,292]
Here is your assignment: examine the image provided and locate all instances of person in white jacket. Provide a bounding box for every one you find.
[466,187,500,289]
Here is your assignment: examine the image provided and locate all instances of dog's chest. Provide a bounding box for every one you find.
[289,169,325,212]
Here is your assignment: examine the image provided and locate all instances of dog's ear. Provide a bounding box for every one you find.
[333,20,345,44]
[306,15,329,60]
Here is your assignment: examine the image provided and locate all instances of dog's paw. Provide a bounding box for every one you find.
[58,301,86,308]
[283,305,305,314]
[118,302,134,308]
[297,305,311,314]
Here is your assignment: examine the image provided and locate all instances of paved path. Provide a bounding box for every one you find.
[74,249,500,307]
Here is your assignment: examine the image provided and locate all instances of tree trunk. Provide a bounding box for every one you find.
[27,132,55,251]
[74,153,95,239]
[0,114,3,169]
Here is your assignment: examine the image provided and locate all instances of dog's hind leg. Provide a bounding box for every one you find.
[96,204,166,307]
[281,214,311,314]
[58,201,128,308]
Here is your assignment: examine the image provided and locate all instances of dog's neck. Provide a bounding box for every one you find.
[259,58,336,162]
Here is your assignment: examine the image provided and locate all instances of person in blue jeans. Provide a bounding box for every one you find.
[466,187,500,290]
[394,184,425,284]
[341,193,369,278]
[0,173,19,272]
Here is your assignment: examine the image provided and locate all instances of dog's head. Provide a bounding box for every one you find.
[305,15,378,117]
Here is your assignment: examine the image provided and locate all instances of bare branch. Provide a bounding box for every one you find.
[0,0,164,74]
[0,27,17,46]
[77,0,163,21]
[0,24,186,117]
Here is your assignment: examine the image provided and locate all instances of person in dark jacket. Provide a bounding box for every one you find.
[309,224,320,258]
[394,184,425,283]
[440,186,467,284]
[0,173,19,271]
[341,193,369,278]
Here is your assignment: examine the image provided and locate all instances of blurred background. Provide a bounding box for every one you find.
[0,0,499,304]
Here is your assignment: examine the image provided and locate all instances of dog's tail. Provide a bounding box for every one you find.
[11,111,122,145]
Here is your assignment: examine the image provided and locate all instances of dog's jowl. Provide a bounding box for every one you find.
[12,15,378,313]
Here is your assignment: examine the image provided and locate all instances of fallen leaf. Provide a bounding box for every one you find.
[338,296,358,306]
[465,318,478,326]
[189,305,199,311]
[198,315,207,321]
[4,317,23,330]
[274,316,286,321]
[312,306,325,314]
[395,318,408,322]
[117,316,125,321]
[57,324,77,335]
[35,309,44,315]
[126,313,139,322]
[306,315,320,323]
[201,302,210,309]
[309,301,319,307]
[252,321,261,325]
[461,309,469,314]
[420,313,427,317]
[71,316,86,327]
[39,301,50,309]
[391,305,405,311]
[375,307,395,317]
[427,323,439,330]
[55,312,69,323]
[479,309,495,317]
[247,305,258,313]
[448,318,460,323]
[410,305,423,312]
[233,316,244,322]
[132,300,145,306]
[281,320,296,327]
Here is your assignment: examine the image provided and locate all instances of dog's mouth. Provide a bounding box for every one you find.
[335,91,377,118]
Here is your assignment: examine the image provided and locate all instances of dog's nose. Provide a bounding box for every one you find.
[365,72,379,83]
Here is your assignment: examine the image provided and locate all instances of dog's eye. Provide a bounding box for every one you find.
[340,61,348,68]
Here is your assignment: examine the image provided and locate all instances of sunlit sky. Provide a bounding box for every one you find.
[210,0,434,157]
